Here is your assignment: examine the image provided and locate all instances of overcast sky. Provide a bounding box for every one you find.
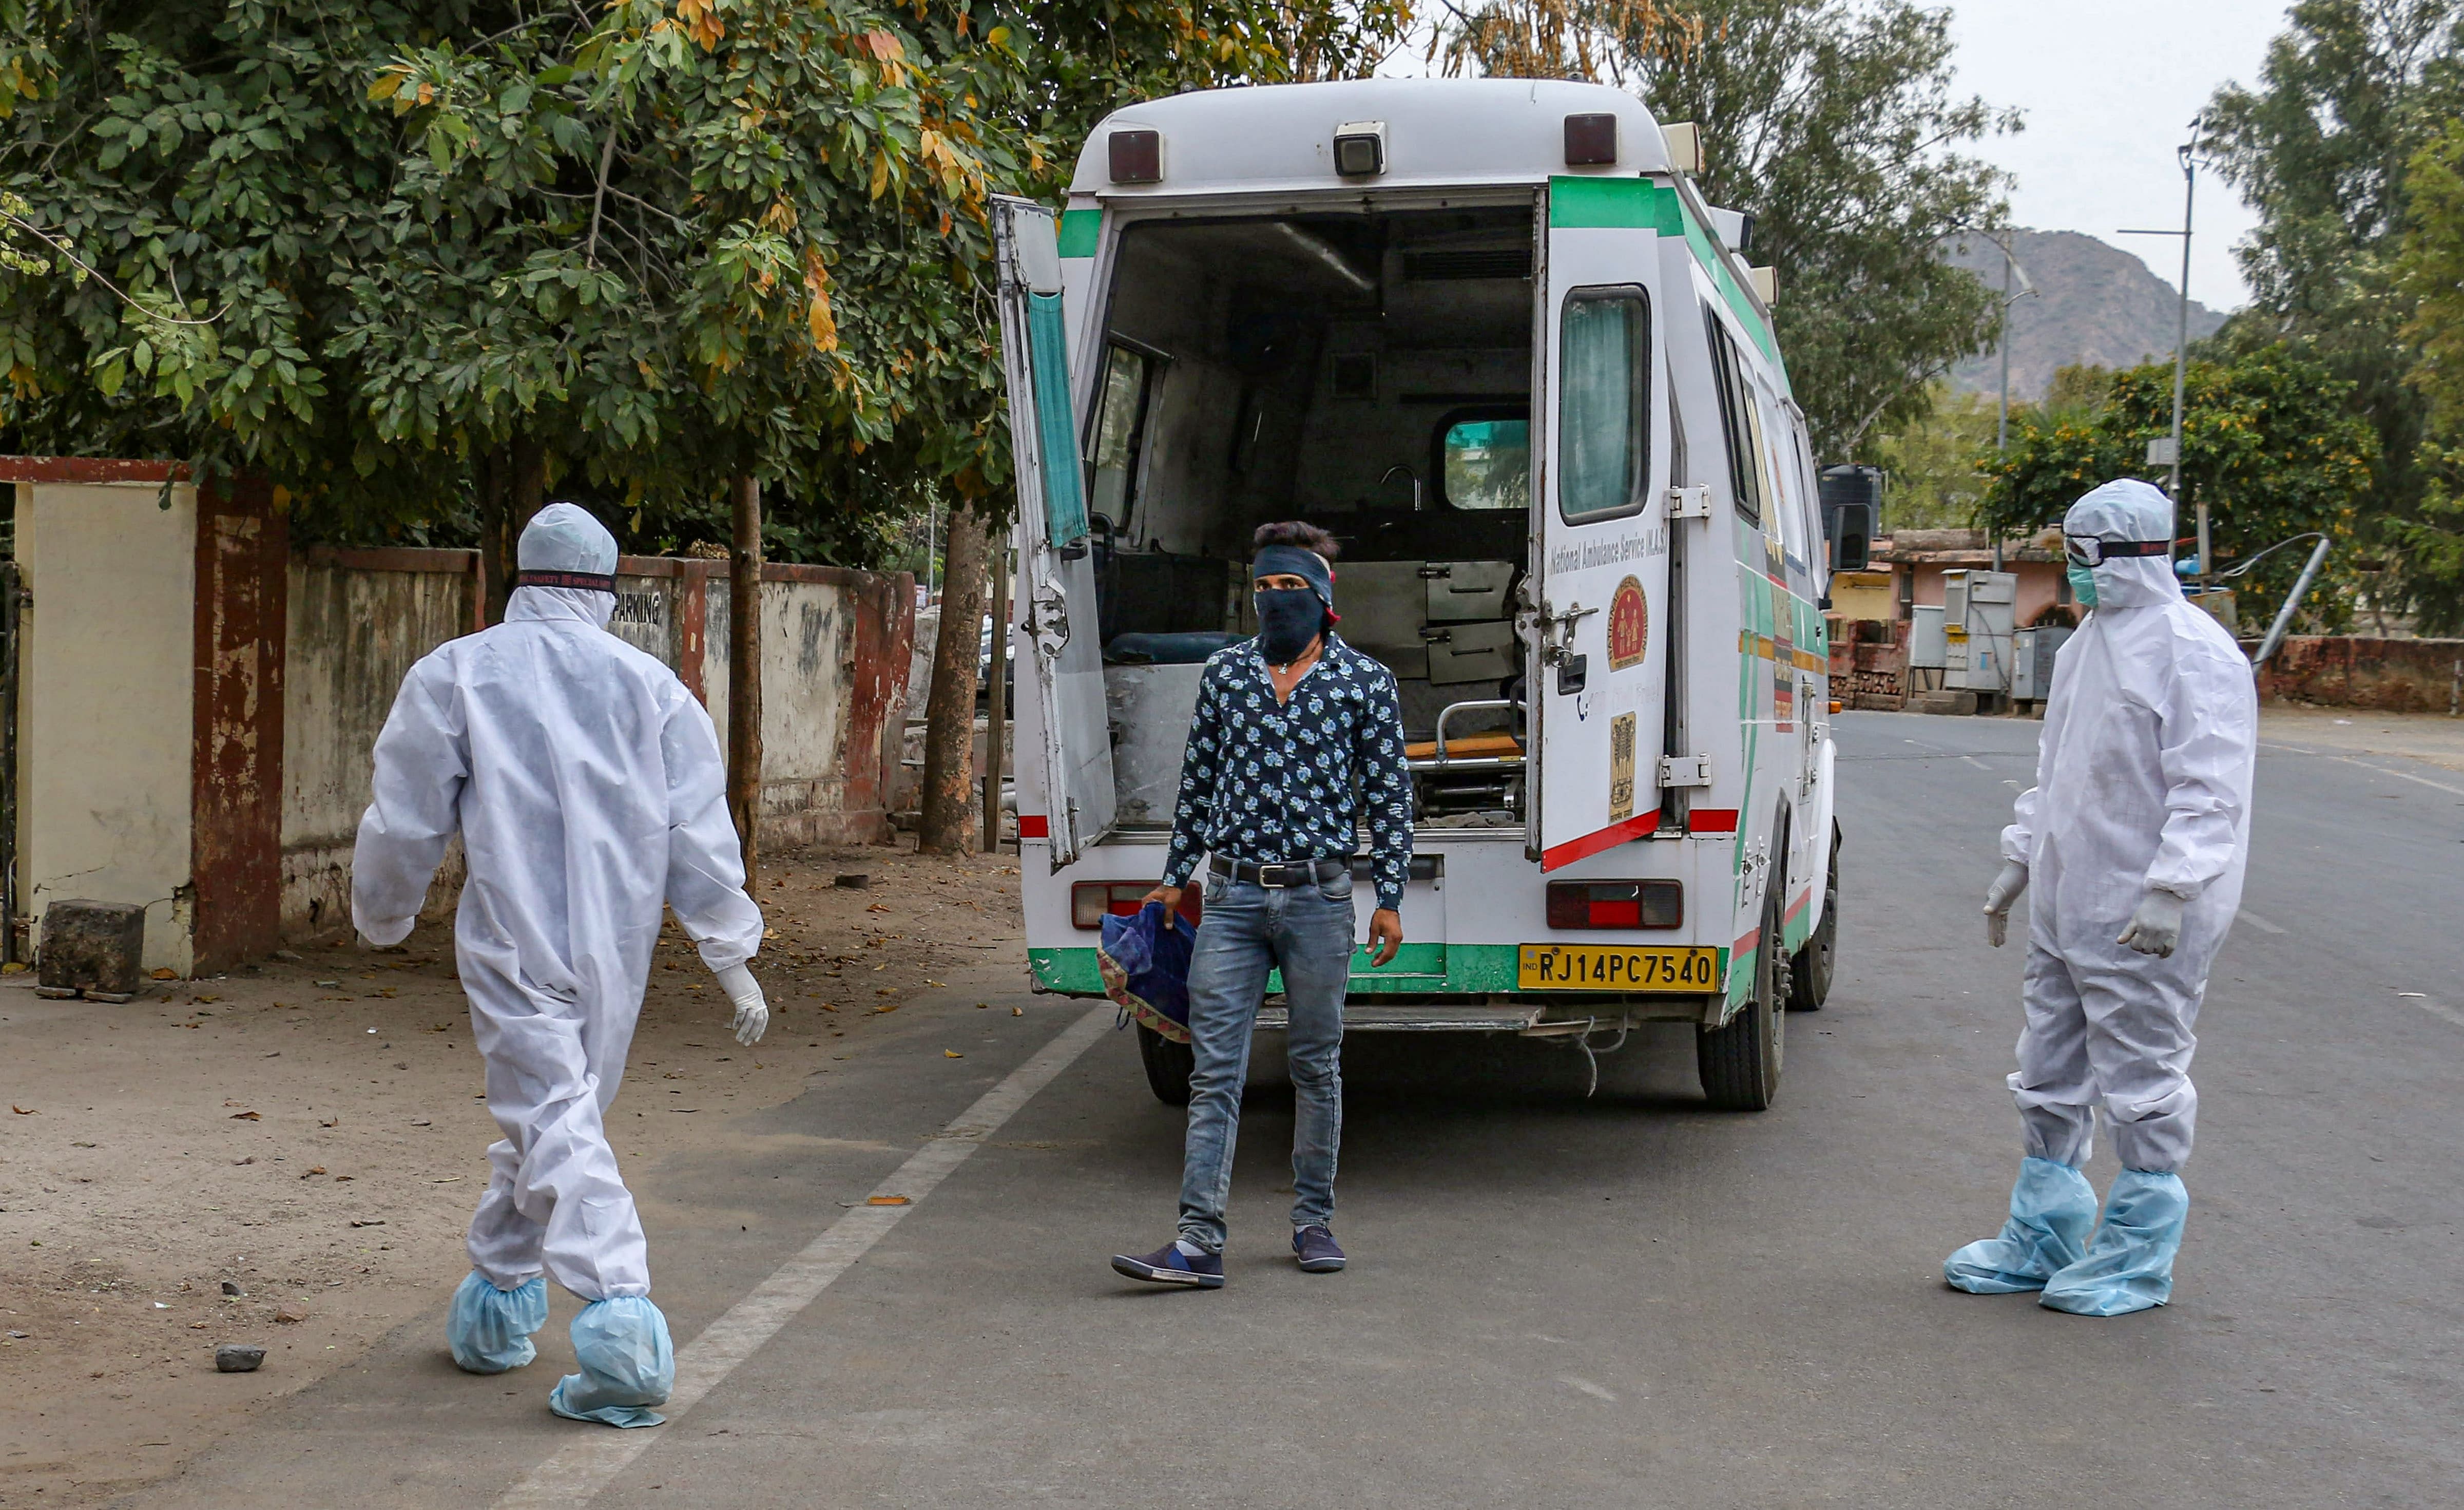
[1375,2,2293,311]
[1945,0,2289,311]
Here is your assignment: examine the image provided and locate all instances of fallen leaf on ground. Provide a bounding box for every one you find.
[867,1195,910,1206]
[150,967,177,981]
[304,1167,327,1177]
[944,1050,964,1058]
[229,1111,260,1121]
[349,1219,384,1228]
[433,1176,461,1184]
[10,1106,33,1115]
[866,903,890,913]
[1012,1006,1024,1017]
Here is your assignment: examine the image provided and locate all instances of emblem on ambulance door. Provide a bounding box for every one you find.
[1608,575,1648,671]
[1608,712,1637,821]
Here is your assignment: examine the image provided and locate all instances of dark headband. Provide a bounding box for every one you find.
[1253,544,1335,603]
[512,569,618,594]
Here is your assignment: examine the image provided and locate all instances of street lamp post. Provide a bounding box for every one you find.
[1979,232,2035,570]
[2121,140,2201,585]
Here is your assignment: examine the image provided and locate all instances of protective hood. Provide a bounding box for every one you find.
[511,502,620,628]
[2065,479,2182,612]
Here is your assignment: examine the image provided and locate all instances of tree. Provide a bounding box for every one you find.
[1435,0,2017,457]
[2393,118,2464,633]
[1976,349,2377,631]
[1866,383,1994,531]
[2202,0,2464,614]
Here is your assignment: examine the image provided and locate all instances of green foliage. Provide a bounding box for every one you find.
[1866,384,1995,530]
[1438,0,2016,457]
[0,0,1406,565]
[2393,117,2464,633]
[2202,0,2464,614]
[1976,349,2377,631]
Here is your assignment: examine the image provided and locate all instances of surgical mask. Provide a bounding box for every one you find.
[2068,565,2099,610]
[1255,588,1324,664]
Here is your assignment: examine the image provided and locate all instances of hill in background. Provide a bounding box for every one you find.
[1944,229,2228,403]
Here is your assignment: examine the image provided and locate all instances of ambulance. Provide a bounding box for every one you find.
[990,78,1840,1110]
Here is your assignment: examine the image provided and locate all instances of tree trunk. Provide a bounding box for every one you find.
[980,531,1009,852]
[727,474,763,888]
[478,436,548,625]
[918,498,989,854]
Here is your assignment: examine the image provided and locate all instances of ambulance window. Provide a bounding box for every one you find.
[1086,343,1157,528]
[1557,286,1651,522]
[1437,410,1531,510]
[1704,306,1762,523]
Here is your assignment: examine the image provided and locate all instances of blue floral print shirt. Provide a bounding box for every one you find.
[1162,634,1414,910]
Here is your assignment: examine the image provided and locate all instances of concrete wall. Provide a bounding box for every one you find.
[695,563,914,847]
[14,476,199,972]
[274,550,912,940]
[281,549,477,939]
[2259,637,2464,713]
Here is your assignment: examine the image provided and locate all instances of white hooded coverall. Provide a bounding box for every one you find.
[353,505,762,1299]
[2003,480,2258,1174]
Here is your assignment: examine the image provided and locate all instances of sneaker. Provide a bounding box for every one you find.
[1293,1225,1346,1273]
[1111,1241,1225,1289]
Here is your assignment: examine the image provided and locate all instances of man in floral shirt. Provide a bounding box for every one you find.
[1111,522,1412,1289]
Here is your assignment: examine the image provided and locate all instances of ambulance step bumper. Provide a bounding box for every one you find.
[1255,1003,1545,1033]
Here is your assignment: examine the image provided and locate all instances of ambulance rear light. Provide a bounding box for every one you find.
[1072,882,1152,929]
[1546,881,1682,930]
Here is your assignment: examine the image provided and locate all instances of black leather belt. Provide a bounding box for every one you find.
[1209,854,1350,888]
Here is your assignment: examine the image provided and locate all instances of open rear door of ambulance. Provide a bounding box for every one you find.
[992,196,1115,867]
[1531,177,1674,871]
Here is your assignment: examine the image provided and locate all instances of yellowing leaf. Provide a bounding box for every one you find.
[805,251,838,352]
[368,71,405,103]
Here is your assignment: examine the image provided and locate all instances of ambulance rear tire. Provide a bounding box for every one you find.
[1698,872,1785,1111]
[1135,1022,1195,1106]
[1788,824,1840,1011]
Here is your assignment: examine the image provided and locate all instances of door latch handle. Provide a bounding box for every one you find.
[1658,754,1713,788]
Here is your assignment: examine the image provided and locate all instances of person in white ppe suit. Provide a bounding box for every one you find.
[353,502,770,1424]
[1947,477,2257,1316]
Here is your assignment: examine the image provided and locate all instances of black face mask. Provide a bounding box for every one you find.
[1255,588,1323,665]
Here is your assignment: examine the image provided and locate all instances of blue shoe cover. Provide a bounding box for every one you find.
[548,1297,675,1428]
[1944,1157,2097,1294]
[448,1272,548,1374]
[2040,1169,2187,1316]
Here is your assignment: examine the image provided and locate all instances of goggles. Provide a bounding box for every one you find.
[2063,536,2172,568]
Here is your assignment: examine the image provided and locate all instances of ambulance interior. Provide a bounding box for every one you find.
[1083,206,1536,831]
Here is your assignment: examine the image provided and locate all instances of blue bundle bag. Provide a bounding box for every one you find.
[1098,901,1197,1043]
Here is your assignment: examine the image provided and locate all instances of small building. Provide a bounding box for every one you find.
[1823,528,2073,712]
[1863,527,2073,630]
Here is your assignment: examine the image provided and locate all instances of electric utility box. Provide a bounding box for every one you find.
[2011,625,2072,703]
[1942,570,2017,695]
[1908,604,1947,672]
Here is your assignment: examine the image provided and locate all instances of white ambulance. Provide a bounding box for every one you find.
[991,78,1840,1110]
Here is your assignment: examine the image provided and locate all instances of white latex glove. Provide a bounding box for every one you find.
[713,962,769,1046]
[1982,862,2029,948]
[2116,889,2186,958]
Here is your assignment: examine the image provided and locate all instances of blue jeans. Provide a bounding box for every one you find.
[1178,868,1357,1254]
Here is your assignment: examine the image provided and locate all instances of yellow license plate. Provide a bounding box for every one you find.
[1517,944,1721,992]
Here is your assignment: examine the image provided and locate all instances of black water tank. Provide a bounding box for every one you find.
[1819,465,1882,571]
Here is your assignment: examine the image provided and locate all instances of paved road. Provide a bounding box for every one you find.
[118,712,2464,1508]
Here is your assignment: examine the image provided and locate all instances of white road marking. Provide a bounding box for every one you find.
[2235,910,2287,936]
[2396,993,2464,1031]
[493,1005,1113,1508]
[2261,741,2464,796]
[2336,757,2464,799]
